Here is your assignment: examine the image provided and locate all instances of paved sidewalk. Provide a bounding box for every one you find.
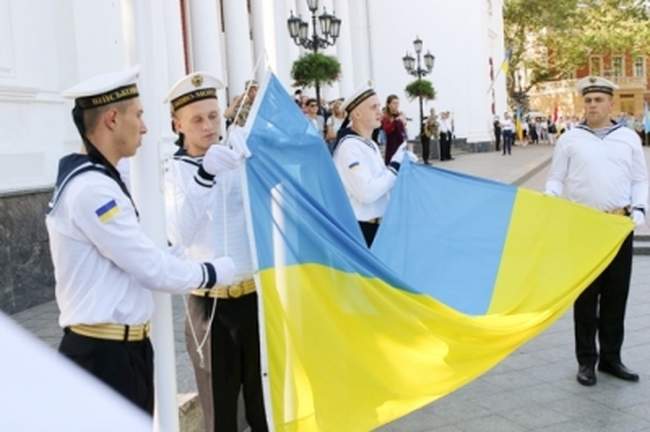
[429,143,553,186]
[10,144,650,431]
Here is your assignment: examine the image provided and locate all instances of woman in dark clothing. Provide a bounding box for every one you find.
[381,95,407,165]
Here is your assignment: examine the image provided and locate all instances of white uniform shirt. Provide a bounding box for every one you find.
[333,134,397,221]
[164,151,254,282]
[439,118,452,133]
[46,156,213,327]
[545,124,648,212]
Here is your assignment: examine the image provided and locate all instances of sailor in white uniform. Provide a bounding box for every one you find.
[545,75,648,387]
[164,72,268,431]
[46,67,236,414]
[333,87,416,247]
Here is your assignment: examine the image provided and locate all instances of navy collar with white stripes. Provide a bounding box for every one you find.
[575,120,623,139]
[336,129,377,152]
[173,147,203,167]
[48,153,139,218]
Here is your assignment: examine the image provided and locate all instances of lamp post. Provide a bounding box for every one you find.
[402,36,435,148]
[287,0,341,107]
[514,71,529,117]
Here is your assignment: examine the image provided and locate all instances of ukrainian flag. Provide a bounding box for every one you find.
[238,74,632,431]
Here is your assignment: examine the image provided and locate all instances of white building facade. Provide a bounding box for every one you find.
[0,0,506,195]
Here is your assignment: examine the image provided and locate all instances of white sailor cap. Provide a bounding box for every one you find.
[576,76,618,96]
[165,71,224,112]
[62,66,141,109]
[341,86,377,114]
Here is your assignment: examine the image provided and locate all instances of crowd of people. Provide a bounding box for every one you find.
[493,109,650,156]
[292,89,456,164]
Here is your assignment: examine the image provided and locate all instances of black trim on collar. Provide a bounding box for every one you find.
[337,133,377,153]
[173,147,204,167]
[48,154,139,219]
[575,120,623,138]
[48,159,107,213]
[173,156,202,168]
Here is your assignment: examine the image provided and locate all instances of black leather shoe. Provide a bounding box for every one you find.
[576,365,597,386]
[598,361,639,382]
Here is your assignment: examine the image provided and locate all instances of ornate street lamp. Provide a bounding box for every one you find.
[424,51,435,71]
[402,53,415,73]
[287,1,342,107]
[402,36,435,151]
[306,0,318,12]
[287,11,301,39]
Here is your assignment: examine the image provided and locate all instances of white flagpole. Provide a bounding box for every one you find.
[123,0,181,430]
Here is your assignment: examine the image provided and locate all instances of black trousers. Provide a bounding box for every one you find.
[574,232,634,367]
[59,329,154,415]
[210,294,268,432]
[359,221,379,247]
[494,131,501,151]
[421,135,431,164]
[439,132,452,160]
[502,131,513,155]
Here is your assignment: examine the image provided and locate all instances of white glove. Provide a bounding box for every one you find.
[202,145,243,176]
[390,143,409,164]
[631,209,646,227]
[210,256,236,286]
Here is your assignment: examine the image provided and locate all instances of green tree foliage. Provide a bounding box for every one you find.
[504,0,650,94]
[404,79,436,101]
[291,53,341,88]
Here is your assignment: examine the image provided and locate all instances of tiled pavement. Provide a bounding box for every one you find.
[9,144,650,431]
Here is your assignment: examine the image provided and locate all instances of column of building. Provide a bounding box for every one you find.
[187,0,227,108]
[349,0,371,88]
[222,0,254,99]
[333,0,354,98]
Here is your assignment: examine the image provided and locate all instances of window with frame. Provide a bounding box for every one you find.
[590,56,602,76]
[634,57,646,77]
[613,56,624,77]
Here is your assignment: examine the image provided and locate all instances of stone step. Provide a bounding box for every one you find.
[634,239,650,255]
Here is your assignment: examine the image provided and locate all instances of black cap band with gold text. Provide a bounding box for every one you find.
[171,88,218,111]
[345,89,376,114]
[75,84,139,109]
[581,85,614,96]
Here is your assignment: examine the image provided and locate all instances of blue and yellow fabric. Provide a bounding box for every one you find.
[241,74,633,431]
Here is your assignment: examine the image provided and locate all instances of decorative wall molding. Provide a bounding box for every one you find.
[0,0,16,78]
[0,86,65,103]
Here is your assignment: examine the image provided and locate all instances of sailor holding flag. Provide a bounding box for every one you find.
[333,86,417,247]
[164,72,268,431]
[47,67,235,415]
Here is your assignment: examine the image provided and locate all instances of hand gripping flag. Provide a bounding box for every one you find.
[235,73,633,431]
